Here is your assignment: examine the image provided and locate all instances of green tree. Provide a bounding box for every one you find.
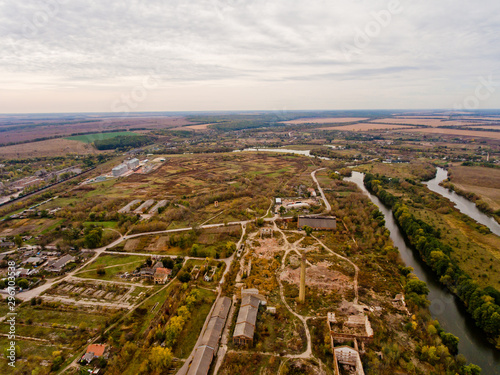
[303,225,313,236]
[178,271,191,283]
[18,278,29,289]
[14,235,22,247]
[462,364,482,375]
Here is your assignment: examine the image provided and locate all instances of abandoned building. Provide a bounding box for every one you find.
[186,296,232,375]
[298,215,336,230]
[328,312,373,375]
[233,289,266,346]
[333,346,365,375]
[153,267,172,284]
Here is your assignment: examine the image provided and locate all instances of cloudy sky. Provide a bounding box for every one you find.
[1,0,499,113]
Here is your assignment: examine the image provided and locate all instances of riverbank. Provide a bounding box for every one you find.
[347,171,500,373]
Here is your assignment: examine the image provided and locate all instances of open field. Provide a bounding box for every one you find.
[66,131,139,143]
[318,123,412,131]
[281,117,369,124]
[401,127,500,139]
[370,118,486,127]
[171,123,214,131]
[448,165,500,210]
[0,138,99,158]
[0,115,194,144]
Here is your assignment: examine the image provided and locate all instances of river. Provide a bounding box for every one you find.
[236,147,500,371]
[425,167,500,237]
[346,171,500,373]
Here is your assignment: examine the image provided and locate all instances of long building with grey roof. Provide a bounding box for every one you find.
[233,294,262,346]
[186,296,232,375]
[298,215,336,230]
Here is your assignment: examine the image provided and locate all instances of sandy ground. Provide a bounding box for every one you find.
[281,117,369,124]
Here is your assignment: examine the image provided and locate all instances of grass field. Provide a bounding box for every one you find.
[66,131,139,143]
[172,288,216,358]
[413,206,500,289]
[74,254,147,280]
[449,165,500,210]
[15,304,113,329]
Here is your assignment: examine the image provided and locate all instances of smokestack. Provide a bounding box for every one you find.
[299,253,306,303]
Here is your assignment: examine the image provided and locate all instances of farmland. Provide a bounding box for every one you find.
[66,131,139,144]
[280,117,369,124]
[448,165,500,210]
[0,138,99,158]
[318,123,412,131]
[401,127,500,140]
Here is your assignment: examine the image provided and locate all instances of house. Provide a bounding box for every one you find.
[81,344,108,364]
[17,268,37,277]
[45,255,76,273]
[139,267,155,279]
[152,261,163,270]
[153,268,172,284]
[22,257,44,266]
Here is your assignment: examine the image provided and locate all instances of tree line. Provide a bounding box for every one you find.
[364,173,500,347]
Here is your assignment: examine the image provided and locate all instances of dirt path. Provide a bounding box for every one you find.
[273,222,312,359]
[311,168,331,212]
[177,223,246,375]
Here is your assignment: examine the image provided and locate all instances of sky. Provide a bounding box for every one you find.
[1,0,500,113]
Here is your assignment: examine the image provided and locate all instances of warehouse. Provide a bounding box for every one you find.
[298,216,336,230]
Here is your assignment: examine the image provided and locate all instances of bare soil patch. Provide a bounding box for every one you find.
[280,261,353,293]
[254,237,283,259]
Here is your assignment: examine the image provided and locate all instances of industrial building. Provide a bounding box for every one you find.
[125,158,140,170]
[233,289,266,346]
[186,296,232,375]
[298,215,336,230]
[112,163,128,177]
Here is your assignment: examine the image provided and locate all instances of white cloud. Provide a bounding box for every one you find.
[1,0,499,112]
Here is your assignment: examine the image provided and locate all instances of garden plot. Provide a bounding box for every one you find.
[44,280,132,303]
